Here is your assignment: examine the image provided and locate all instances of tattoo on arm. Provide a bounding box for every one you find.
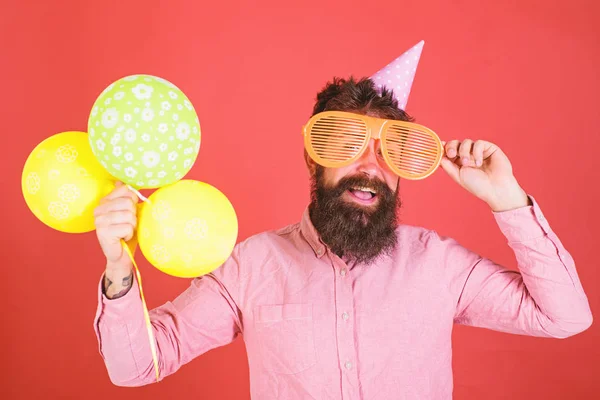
[103,275,113,293]
[111,287,131,299]
[104,272,133,299]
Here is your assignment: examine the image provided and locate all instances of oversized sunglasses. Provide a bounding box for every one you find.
[303,111,443,180]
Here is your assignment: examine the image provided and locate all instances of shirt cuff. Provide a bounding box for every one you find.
[96,272,142,322]
[492,195,551,242]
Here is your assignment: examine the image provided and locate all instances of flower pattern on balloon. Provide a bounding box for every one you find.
[26,172,41,194]
[88,74,201,188]
[176,123,190,140]
[48,169,60,180]
[141,108,155,122]
[150,244,171,264]
[48,202,70,220]
[184,218,208,240]
[132,83,153,100]
[101,108,119,128]
[152,200,171,221]
[143,151,160,168]
[56,145,78,163]
[168,151,178,162]
[95,139,106,152]
[124,128,136,143]
[163,227,175,239]
[58,184,80,203]
[125,166,137,178]
[110,133,121,145]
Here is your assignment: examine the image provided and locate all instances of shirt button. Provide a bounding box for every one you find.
[340,268,347,277]
[537,212,546,222]
[342,312,349,321]
[345,361,353,370]
[317,248,325,256]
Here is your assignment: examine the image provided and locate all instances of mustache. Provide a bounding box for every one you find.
[328,174,394,198]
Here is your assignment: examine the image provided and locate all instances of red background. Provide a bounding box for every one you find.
[1,0,598,399]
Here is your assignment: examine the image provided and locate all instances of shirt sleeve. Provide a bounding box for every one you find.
[443,195,593,338]
[93,245,244,386]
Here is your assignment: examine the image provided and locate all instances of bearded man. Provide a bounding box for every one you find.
[92,43,592,400]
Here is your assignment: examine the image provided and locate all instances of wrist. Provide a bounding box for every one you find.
[488,179,531,212]
[104,259,134,299]
[106,253,133,273]
[103,269,134,299]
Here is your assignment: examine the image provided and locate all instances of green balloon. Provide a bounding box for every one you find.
[88,75,201,189]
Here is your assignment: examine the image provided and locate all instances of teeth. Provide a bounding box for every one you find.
[352,186,377,194]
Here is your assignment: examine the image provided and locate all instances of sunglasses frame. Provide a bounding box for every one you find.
[302,111,443,180]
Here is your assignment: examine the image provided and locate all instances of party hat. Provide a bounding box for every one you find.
[370,40,425,110]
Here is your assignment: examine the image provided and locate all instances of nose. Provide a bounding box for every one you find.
[356,139,382,178]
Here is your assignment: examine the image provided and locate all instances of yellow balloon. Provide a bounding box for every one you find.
[21,131,116,233]
[137,180,238,278]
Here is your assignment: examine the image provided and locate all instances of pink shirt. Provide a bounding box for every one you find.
[94,196,592,399]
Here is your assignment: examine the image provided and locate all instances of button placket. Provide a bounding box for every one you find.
[333,258,359,396]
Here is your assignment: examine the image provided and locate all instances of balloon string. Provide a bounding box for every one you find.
[127,184,152,204]
[121,239,160,383]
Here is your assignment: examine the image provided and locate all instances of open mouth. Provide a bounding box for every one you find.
[345,186,378,205]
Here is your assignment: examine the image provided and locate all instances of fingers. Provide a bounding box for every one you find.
[116,223,135,242]
[94,185,138,233]
[458,139,473,166]
[94,196,136,217]
[472,140,486,167]
[103,181,139,203]
[440,156,460,184]
[94,182,142,263]
[443,139,495,168]
[444,140,460,159]
[95,210,137,230]
[101,223,135,243]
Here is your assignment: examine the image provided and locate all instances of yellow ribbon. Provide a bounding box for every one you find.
[121,239,160,383]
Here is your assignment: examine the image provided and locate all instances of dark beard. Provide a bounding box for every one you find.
[308,166,400,265]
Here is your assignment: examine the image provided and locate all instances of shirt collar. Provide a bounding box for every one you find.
[300,207,327,258]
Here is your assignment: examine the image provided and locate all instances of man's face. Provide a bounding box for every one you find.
[318,138,400,205]
[307,138,401,265]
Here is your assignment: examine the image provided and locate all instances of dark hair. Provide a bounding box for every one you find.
[311,76,414,122]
